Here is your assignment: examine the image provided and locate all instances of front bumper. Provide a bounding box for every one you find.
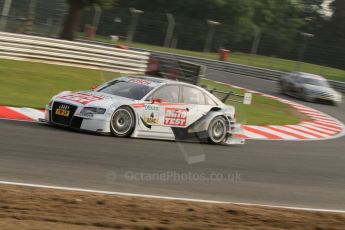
[224,123,245,145]
[307,92,342,103]
[45,103,112,133]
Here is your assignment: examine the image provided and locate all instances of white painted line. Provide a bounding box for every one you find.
[286,125,329,138]
[0,180,344,214]
[308,122,341,132]
[269,126,317,139]
[249,126,297,140]
[241,129,268,139]
[300,110,330,116]
[291,106,319,112]
[312,119,339,125]
[9,107,44,121]
[313,120,341,128]
[300,123,335,134]
[307,114,336,121]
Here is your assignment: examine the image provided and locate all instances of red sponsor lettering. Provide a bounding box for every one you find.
[127,78,151,86]
[58,93,104,105]
[164,108,187,127]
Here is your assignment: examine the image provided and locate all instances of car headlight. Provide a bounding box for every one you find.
[46,100,53,109]
[80,107,106,115]
[335,93,343,101]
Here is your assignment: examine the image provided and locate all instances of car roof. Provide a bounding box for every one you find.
[124,75,201,87]
[118,75,224,105]
[125,76,175,84]
[295,72,326,81]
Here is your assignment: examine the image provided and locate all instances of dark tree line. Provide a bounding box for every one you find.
[61,0,345,69]
[60,0,113,40]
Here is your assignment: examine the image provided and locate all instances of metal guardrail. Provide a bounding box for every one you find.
[134,48,345,94]
[329,80,345,94]
[0,32,150,74]
[2,34,344,93]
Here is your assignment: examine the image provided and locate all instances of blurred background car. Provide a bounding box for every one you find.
[278,72,342,105]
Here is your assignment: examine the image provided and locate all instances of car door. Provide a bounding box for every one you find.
[179,86,214,127]
[140,84,186,128]
[140,85,211,128]
[286,74,297,93]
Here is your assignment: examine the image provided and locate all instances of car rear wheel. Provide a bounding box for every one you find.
[110,106,135,137]
[207,116,228,144]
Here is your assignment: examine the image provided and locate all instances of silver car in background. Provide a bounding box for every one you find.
[279,72,342,105]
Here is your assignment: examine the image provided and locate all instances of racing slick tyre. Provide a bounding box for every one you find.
[207,116,228,144]
[110,106,135,137]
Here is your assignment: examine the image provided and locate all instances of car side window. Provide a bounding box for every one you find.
[205,94,218,106]
[296,76,305,83]
[182,86,206,104]
[151,85,180,103]
[289,74,297,81]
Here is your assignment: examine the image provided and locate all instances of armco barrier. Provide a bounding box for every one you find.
[79,39,345,93]
[2,34,345,93]
[0,32,150,74]
[132,48,345,94]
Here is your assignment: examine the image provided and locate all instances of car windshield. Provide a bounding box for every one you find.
[97,80,154,100]
[302,78,329,87]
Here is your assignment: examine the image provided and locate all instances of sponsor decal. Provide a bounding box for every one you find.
[164,108,188,127]
[127,78,151,86]
[55,104,70,117]
[143,104,159,124]
[58,93,105,105]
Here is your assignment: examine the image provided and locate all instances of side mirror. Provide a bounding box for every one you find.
[152,98,163,104]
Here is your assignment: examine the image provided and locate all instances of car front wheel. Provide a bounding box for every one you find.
[207,116,228,144]
[110,106,135,137]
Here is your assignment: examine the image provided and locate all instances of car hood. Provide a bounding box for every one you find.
[304,84,338,95]
[53,91,135,108]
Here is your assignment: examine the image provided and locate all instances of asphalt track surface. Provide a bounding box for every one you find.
[0,69,344,210]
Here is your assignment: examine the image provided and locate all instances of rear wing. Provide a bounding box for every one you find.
[206,88,252,105]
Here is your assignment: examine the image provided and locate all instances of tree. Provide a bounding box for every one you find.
[298,0,326,33]
[117,0,253,49]
[251,0,304,56]
[328,0,345,38]
[60,0,114,40]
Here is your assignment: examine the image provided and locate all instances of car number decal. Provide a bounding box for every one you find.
[143,104,160,124]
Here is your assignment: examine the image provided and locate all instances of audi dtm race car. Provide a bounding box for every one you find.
[279,72,342,105]
[43,76,244,145]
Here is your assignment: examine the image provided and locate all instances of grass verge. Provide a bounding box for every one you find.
[201,79,308,125]
[81,34,345,82]
[0,59,308,125]
[0,185,344,230]
[0,59,119,108]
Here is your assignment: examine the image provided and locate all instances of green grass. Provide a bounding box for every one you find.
[201,79,309,125]
[81,34,345,82]
[0,59,119,108]
[0,59,307,125]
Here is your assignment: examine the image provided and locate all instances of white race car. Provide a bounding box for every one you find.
[44,76,244,145]
[279,72,342,105]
